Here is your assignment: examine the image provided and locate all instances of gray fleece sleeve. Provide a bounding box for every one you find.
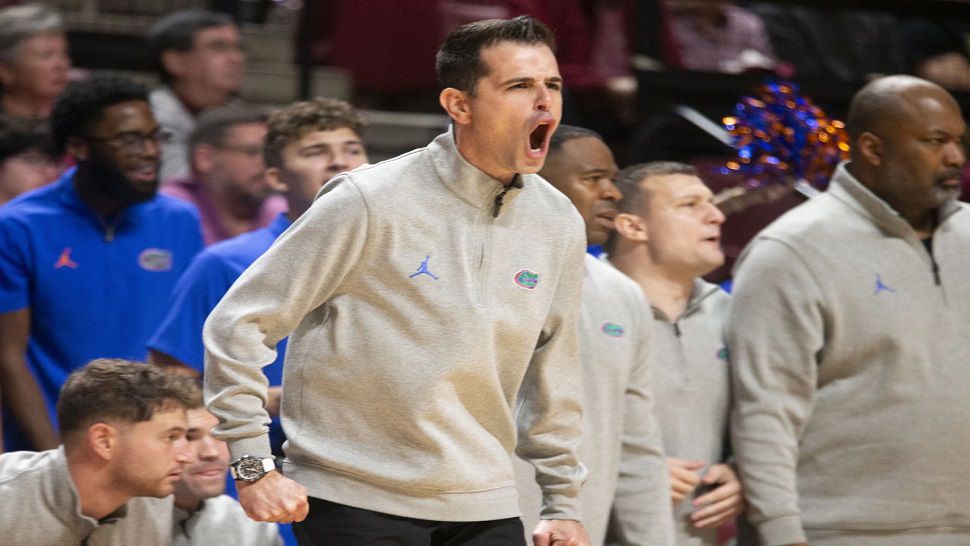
[203,176,369,459]
[514,230,588,521]
[608,294,675,545]
[728,238,824,546]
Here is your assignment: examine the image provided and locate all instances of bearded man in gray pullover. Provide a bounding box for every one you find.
[729,75,970,545]
[203,16,591,546]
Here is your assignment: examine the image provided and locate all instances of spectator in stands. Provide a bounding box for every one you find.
[147,9,245,183]
[0,75,203,452]
[149,97,368,457]
[513,125,673,545]
[171,405,281,545]
[749,2,906,84]
[608,161,742,545]
[0,358,198,543]
[0,4,70,119]
[161,107,282,246]
[901,17,970,93]
[0,115,61,205]
[661,0,776,73]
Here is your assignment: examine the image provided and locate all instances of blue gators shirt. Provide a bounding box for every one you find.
[0,168,203,449]
[148,213,290,459]
[148,212,290,386]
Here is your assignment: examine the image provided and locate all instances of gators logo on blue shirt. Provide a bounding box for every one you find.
[138,248,173,272]
[601,322,625,338]
[514,269,539,289]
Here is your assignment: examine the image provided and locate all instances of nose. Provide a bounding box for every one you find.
[197,436,221,461]
[330,152,348,173]
[174,437,192,464]
[944,139,965,168]
[707,201,726,225]
[600,178,622,201]
[536,85,551,112]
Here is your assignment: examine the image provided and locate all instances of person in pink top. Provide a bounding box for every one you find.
[162,107,285,245]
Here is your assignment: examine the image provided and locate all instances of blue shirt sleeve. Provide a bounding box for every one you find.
[0,215,31,313]
[148,249,237,372]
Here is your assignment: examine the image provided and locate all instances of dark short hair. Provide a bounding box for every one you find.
[0,115,56,163]
[49,75,149,154]
[263,97,364,169]
[146,9,235,83]
[0,4,63,63]
[548,124,602,154]
[614,161,698,215]
[436,15,555,94]
[188,106,269,153]
[57,358,202,438]
[605,161,698,254]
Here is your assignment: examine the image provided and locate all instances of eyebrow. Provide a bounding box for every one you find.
[499,76,563,87]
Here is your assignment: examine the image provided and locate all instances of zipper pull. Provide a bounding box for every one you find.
[493,186,512,218]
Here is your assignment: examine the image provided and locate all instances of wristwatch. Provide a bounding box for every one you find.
[229,454,276,482]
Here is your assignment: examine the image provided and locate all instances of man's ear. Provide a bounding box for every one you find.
[66,135,89,162]
[855,132,884,168]
[263,166,286,193]
[614,212,648,242]
[86,423,118,461]
[439,88,472,125]
[160,50,188,80]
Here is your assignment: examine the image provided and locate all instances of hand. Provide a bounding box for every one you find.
[266,386,282,416]
[236,470,309,523]
[667,457,705,505]
[690,463,745,529]
[533,519,591,546]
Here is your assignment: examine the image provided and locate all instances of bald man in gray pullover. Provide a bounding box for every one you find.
[729,75,970,545]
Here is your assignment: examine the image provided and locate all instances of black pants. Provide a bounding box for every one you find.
[293,497,527,546]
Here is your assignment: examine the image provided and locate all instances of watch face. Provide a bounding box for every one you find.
[236,457,266,480]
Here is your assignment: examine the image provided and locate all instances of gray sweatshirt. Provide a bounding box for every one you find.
[172,494,281,545]
[204,128,588,522]
[649,280,731,546]
[728,163,970,545]
[0,447,173,545]
[515,255,673,545]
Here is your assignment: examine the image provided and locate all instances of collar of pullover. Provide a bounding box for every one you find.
[651,278,721,322]
[829,162,961,242]
[428,126,524,211]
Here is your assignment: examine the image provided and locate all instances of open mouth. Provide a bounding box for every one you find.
[529,122,551,153]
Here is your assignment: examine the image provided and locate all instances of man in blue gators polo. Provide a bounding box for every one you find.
[148,97,368,457]
[0,75,203,452]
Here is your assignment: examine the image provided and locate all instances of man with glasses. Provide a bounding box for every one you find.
[0,75,203,452]
[161,108,280,245]
[147,9,246,184]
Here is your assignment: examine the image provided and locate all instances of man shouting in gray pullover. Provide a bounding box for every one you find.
[729,75,970,545]
[203,16,591,546]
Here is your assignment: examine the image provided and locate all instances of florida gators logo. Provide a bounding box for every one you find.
[138,248,173,272]
[514,269,539,289]
[601,322,625,338]
[717,347,729,362]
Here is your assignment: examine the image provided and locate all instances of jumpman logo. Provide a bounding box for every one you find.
[54,247,78,269]
[409,255,439,280]
[874,274,894,295]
